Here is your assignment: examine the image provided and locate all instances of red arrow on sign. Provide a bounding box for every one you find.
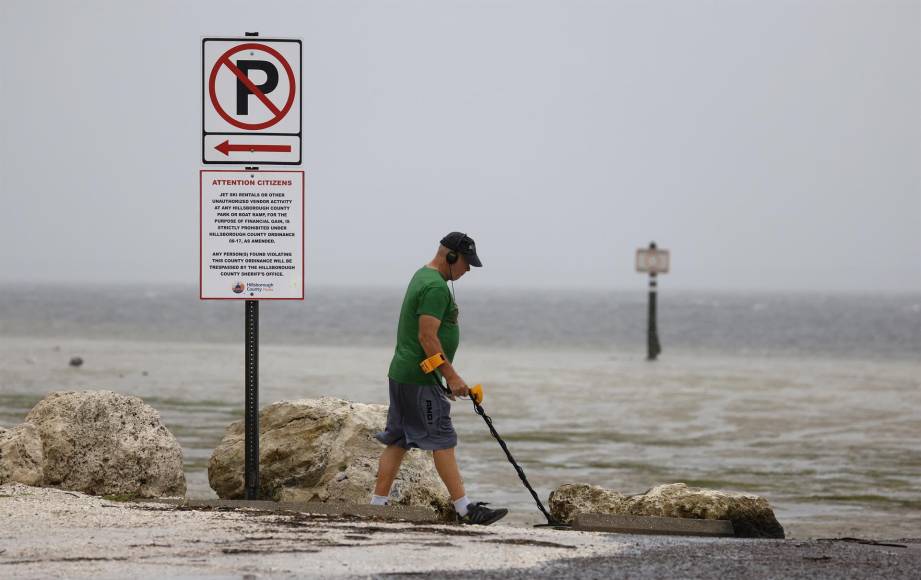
[215,140,292,156]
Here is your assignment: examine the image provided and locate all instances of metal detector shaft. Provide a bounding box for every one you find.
[433,373,562,526]
[469,398,561,526]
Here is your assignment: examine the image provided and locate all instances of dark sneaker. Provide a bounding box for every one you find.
[458,502,508,526]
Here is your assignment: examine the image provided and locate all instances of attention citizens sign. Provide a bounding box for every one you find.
[200,170,305,299]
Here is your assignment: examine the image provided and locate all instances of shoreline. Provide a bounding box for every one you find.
[1,484,919,579]
[2,336,920,539]
[3,333,920,366]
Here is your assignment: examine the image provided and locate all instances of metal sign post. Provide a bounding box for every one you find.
[647,269,661,361]
[244,299,259,499]
[635,242,670,361]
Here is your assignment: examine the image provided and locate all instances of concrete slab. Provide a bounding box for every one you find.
[573,513,735,537]
[276,501,443,523]
[133,498,443,524]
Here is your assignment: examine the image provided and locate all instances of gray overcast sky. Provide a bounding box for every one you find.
[1,0,918,291]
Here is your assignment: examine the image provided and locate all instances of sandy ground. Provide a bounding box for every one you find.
[1,484,919,579]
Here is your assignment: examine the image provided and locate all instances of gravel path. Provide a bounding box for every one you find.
[2,484,918,579]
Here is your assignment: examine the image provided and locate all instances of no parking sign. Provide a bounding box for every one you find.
[202,38,301,165]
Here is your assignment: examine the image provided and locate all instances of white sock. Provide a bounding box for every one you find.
[370,494,389,506]
[453,495,471,516]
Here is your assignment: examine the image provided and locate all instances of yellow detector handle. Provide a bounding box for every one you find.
[420,353,447,374]
[469,384,484,405]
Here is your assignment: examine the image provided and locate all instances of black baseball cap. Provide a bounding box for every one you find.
[440,232,482,267]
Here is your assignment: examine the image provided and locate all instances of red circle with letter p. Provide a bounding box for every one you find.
[208,43,296,131]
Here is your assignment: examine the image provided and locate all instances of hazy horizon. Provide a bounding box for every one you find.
[4,279,921,296]
[2,0,919,292]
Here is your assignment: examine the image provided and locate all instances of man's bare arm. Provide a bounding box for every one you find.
[418,314,469,398]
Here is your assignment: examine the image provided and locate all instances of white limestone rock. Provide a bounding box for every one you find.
[0,423,44,486]
[208,397,451,517]
[25,390,186,497]
[549,482,785,538]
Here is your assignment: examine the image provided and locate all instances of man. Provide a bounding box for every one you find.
[371,232,508,526]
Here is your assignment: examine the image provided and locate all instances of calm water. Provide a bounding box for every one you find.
[1,284,919,538]
[1,284,919,358]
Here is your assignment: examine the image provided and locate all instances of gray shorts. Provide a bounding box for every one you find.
[375,378,457,451]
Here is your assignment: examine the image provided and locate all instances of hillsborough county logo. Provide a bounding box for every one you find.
[232,282,246,294]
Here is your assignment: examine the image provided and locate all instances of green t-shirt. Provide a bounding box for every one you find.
[388,266,460,386]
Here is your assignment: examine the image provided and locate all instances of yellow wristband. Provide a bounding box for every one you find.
[420,353,446,374]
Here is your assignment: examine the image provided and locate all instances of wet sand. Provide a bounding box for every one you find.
[1,484,918,579]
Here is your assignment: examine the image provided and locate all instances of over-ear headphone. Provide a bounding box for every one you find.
[444,233,470,265]
[441,232,472,302]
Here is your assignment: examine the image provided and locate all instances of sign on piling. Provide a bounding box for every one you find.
[636,242,668,360]
[635,246,670,274]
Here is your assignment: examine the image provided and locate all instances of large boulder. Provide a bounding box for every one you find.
[25,390,186,497]
[0,423,44,486]
[549,482,785,538]
[209,397,451,516]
